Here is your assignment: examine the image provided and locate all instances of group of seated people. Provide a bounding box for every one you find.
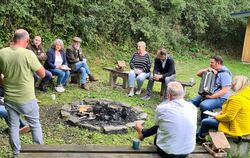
[1,34,250,157]
[27,36,97,93]
[128,41,250,157]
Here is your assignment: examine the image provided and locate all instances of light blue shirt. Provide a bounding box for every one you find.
[155,99,197,154]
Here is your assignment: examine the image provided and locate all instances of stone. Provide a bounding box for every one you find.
[103,125,128,134]
[67,115,80,125]
[61,111,70,118]
[126,120,145,128]
[138,113,147,120]
[131,107,143,113]
[61,105,71,111]
[80,123,102,131]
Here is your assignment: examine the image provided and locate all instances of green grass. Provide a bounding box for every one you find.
[0,52,250,157]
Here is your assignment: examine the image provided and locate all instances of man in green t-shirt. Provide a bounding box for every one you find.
[0,29,45,157]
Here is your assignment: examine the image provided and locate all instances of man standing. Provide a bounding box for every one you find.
[141,48,176,100]
[0,29,45,157]
[66,37,97,90]
[190,55,232,120]
[27,36,52,92]
[135,81,197,158]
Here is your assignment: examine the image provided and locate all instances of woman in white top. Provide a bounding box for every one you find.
[44,39,70,92]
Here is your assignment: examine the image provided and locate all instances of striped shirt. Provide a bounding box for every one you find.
[129,52,151,73]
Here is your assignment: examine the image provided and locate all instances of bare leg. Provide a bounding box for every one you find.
[135,121,144,141]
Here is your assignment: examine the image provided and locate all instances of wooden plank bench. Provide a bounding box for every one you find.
[19,144,213,158]
[225,135,250,158]
[103,67,195,93]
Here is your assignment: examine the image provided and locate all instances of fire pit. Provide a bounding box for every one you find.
[61,99,147,134]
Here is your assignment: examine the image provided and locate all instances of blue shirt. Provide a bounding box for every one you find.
[214,66,232,99]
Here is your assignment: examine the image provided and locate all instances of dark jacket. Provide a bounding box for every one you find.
[44,48,68,69]
[27,43,47,63]
[153,57,176,78]
[66,45,84,67]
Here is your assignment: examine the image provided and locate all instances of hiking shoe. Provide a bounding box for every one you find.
[38,85,47,92]
[141,95,150,100]
[89,75,98,82]
[19,125,31,134]
[81,84,89,90]
[135,89,142,95]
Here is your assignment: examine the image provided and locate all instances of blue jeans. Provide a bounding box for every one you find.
[0,105,26,128]
[74,61,91,84]
[49,68,70,86]
[190,95,226,120]
[197,117,219,138]
[5,100,43,155]
[128,70,150,89]
[34,69,52,86]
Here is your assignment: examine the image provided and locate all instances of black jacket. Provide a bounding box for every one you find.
[153,57,176,78]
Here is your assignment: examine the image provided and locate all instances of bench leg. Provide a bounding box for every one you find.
[109,73,118,88]
[122,76,128,89]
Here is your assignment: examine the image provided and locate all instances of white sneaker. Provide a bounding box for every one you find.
[135,89,142,95]
[128,88,134,97]
[55,86,65,93]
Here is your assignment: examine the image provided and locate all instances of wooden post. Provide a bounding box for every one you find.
[242,17,250,63]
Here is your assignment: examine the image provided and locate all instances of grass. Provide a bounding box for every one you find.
[0,52,250,157]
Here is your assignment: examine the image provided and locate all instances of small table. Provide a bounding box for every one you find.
[103,67,129,89]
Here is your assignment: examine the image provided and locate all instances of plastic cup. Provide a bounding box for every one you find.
[51,94,56,100]
[190,77,194,83]
[132,138,140,150]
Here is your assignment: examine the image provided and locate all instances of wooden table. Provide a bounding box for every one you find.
[20,144,213,158]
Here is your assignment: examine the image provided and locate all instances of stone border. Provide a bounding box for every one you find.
[61,98,147,134]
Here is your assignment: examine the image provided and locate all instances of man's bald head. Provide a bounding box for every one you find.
[13,29,30,48]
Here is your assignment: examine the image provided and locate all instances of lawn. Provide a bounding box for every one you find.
[0,53,249,157]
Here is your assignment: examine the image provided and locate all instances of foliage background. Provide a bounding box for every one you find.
[0,0,250,54]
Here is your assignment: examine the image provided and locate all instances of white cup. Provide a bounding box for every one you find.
[190,77,194,83]
[51,94,56,100]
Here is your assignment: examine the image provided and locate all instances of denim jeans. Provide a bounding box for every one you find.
[49,68,70,86]
[190,95,226,120]
[197,117,219,138]
[0,105,26,128]
[128,70,150,89]
[5,99,43,155]
[34,69,52,86]
[74,61,91,84]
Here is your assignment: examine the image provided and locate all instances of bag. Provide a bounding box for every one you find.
[198,70,216,96]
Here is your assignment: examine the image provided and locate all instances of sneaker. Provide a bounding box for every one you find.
[128,88,134,97]
[19,125,31,134]
[141,95,150,100]
[135,89,142,95]
[55,86,65,93]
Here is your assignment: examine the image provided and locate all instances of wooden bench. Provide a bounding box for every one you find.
[103,67,129,89]
[103,67,195,93]
[19,144,213,158]
[225,135,250,158]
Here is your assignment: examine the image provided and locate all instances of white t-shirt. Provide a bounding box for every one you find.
[155,99,197,155]
[55,53,63,66]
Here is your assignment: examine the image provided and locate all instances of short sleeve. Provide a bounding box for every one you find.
[220,72,232,87]
[27,50,42,72]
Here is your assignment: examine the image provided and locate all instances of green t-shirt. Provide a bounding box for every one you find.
[0,47,42,105]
